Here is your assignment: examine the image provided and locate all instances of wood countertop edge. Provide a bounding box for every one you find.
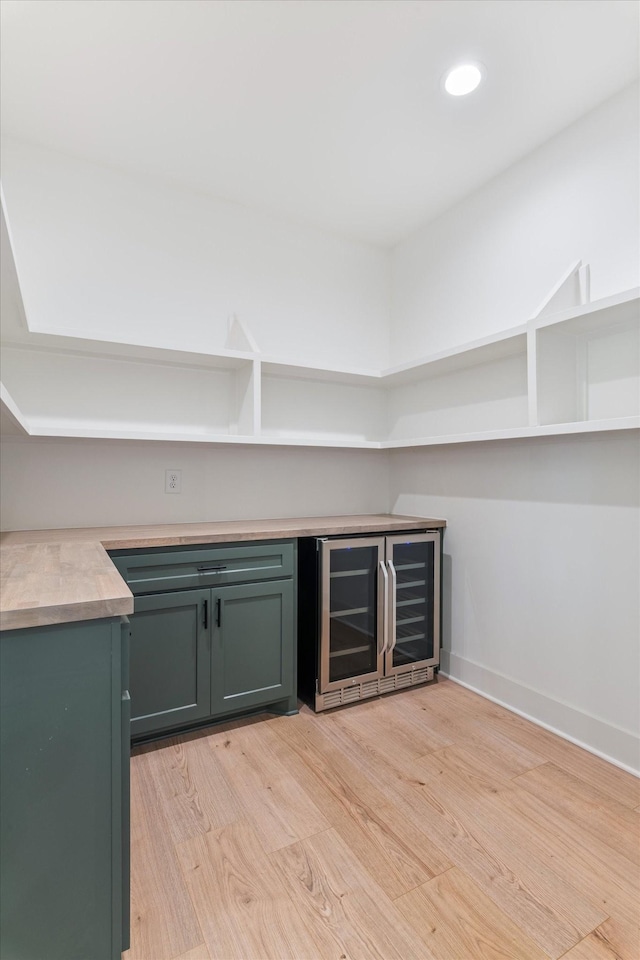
[0,515,445,631]
[0,514,446,549]
[0,596,135,633]
[0,540,134,632]
[99,519,447,549]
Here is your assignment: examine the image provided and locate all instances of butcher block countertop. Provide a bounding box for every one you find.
[0,514,445,631]
[0,540,135,632]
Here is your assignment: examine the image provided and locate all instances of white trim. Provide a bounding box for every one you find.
[440,651,640,777]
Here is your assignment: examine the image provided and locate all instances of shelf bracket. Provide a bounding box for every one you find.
[225,313,260,354]
[530,260,591,321]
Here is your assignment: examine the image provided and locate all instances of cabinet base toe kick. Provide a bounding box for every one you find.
[131,694,299,746]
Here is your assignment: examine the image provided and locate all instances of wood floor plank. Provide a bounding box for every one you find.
[208,719,331,852]
[395,866,549,960]
[175,819,326,960]
[398,702,545,779]
[126,753,203,960]
[401,679,530,734]
[481,708,640,809]
[400,677,495,719]
[561,919,640,960]
[134,732,240,846]
[405,683,547,778]
[430,745,640,927]
[318,700,436,788]
[491,783,639,928]
[580,918,640,960]
[269,709,451,898]
[328,690,454,762]
[270,827,440,960]
[171,945,212,960]
[513,761,640,867]
[124,945,211,960]
[318,712,602,959]
[412,747,607,956]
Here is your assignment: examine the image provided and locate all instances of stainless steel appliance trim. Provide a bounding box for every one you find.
[319,536,386,695]
[379,560,389,656]
[387,558,397,655]
[384,531,441,675]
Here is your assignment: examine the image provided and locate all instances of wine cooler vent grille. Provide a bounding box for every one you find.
[318,667,434,711]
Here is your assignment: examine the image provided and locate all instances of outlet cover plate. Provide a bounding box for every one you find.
[165,469,182,494]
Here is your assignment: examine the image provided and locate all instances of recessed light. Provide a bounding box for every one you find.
[443,63,483,97]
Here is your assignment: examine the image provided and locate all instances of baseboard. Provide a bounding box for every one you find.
[440,651,640,777]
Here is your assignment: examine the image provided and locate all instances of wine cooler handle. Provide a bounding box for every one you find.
[387,559,397,654]
[379,560,389,656]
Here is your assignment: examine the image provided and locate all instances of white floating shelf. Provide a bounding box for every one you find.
[23,421,381,448]
[260,357,381,385]
[25,423,259,444]
[15,331,256,371]
[5,192,637,449]
[530,287,639,335]
[381,416,640,449]
[382,327,529,386]
[0,382,29,437]
[533,288,639,428]
[247,434,380,449]
[2,206,638,457]
[4,377,637,449]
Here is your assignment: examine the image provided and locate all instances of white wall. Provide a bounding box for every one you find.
[0,140,390,369]
[390,432,640,773]
[391,83,640,362]
[0,437,388,530]
[385,80,640,773]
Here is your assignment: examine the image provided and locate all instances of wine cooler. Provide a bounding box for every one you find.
[298,530,441,711]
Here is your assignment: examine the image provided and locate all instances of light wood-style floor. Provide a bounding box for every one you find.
[123,679,640,960]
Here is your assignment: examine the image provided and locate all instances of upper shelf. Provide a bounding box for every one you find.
[0,383,29,437]
[530,287,639,337]
[4,329,257,372]
[8,288,634,388]
[381,416,640,449]
[260,324,531,386]
[1,248,638,450]
[381,327,528,386]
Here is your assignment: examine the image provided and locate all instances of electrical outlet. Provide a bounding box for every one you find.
[165,469,182,494]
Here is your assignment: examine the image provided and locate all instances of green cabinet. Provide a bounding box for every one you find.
[212,578,294,716]
[115,540,297,742]
[129,589,210,738]
[111,540,294,595]
[0,617,130,960]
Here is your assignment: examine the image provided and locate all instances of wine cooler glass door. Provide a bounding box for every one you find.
[319,537,386,693]
[386,532,440,675]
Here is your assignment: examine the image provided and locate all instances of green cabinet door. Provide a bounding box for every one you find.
[0,618,127,960]
[211,579,295,716]
[129,589,211,738]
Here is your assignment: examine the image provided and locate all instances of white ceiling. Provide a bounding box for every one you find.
[1,0,638,247]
